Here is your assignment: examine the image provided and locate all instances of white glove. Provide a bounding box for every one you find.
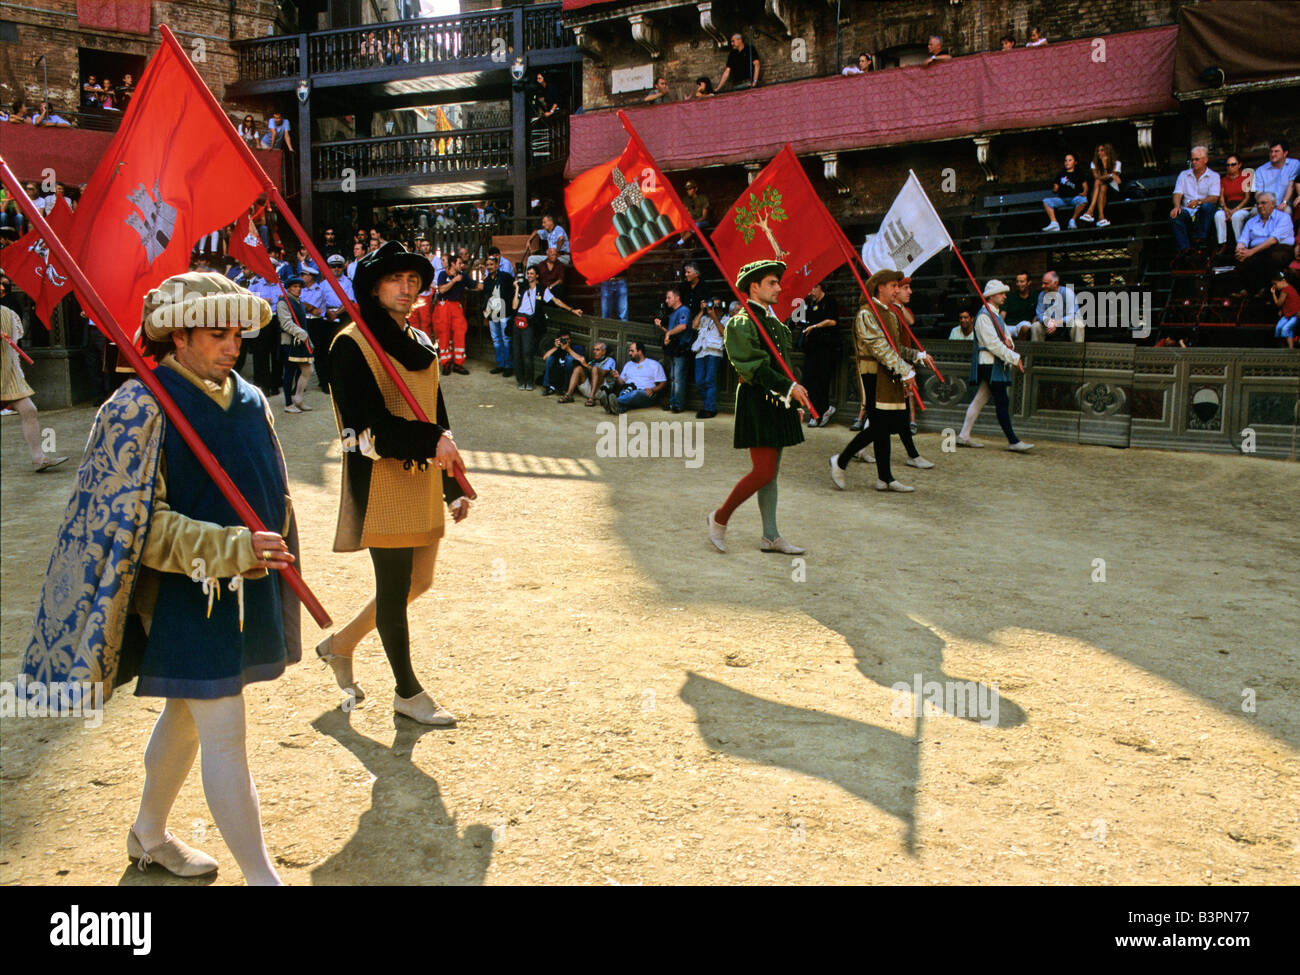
[902,369,916,383]
[915,351,931,366]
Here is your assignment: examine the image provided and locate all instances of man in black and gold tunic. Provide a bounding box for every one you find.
[707,259,813,555]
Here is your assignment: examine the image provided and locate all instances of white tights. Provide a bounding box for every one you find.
[132,694,282,886]
[959,383,991,439]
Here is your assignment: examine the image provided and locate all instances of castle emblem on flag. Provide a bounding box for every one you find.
[881,219,921,268]
[610,168,674,258]
[124,181,178,264]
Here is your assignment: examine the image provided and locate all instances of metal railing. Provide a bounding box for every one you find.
[235,4,572,83]
[314,128,513,182]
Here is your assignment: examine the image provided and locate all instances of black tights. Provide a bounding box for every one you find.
[369,547,422,699]
[872,409,910,482]
[837,372,918,470]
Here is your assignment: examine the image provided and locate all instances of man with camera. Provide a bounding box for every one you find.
[555,339,618,405]
[598,340,667,414]
[540,328,585,397]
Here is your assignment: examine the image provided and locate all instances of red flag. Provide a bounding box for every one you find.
[0,198,75,325]
[710,146,847,320]
[565,130,693,285]
[63,35,265,334]
[228,208,278,282]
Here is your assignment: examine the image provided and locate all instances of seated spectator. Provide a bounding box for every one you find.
[1027,27,1048,47]
[1033,270,1082,341]
[1251,139,1298,214]
[536,246,567,295]
[1215,154,1253,247]
[34,102,72,127]
[562,340,618,406]
[1170,145,1220,253]
[948,308,975,340]
[718,33,760,91]
[8,100,30,124]
[238,115,260,148]
[923,35,953,66]
[526,214,570,268]
[1272,271,1300,349]
[694,76,716,98]
[677,180,710,245]
[999,35,1016,51]
[540,329,585,396]
[842,53,874,75]
[600,341,667,414]
[1234,191,1295,295]
[643,77,671,103]
[1080,143,1121,227]
[1042,152,1090,230]
[1002,273,1038,338]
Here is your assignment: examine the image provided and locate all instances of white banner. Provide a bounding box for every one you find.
[861,171,953,276]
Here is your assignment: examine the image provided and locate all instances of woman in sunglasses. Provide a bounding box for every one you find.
[238,115,260,149]
[1214,154,1253,249]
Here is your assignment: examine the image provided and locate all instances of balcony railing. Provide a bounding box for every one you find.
[314,128,513,183]
[235,4,573,83]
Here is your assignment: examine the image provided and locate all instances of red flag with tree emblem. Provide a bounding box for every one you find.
[0,197,75,326]
[61,33,266,333]
[711,145,847,320]
[565,125,694,285]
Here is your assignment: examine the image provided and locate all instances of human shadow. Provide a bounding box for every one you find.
[308,708,493,885]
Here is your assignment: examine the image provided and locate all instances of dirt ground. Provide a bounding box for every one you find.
[2,364,1297,886]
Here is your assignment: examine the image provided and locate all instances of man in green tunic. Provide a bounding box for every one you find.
[707,260,813,554]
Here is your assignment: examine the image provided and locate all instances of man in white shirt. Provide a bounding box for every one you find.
[526,215,570,269]
[948,309,975,340]
[1170,146,1222,252]
[1032,271,1082,342]
[603,341,667,413]
[1234,192,1296,294]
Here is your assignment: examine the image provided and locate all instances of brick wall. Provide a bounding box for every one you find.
[0,0,278,122]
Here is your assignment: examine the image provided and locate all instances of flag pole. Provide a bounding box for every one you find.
[0,154,333,628]
[2,329,35,365]
[157,25,475,497]
[615,111,817,420]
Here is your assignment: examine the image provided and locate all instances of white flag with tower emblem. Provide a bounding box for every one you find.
[861,171,953,275]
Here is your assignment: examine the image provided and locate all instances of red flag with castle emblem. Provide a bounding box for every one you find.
[565,123,694,285]
[711,145,847,320]
[0,197,75,326]
[227,206,279,283]
[62,34,265,333]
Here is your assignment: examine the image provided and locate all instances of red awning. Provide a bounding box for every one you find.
[567,26,1180,177]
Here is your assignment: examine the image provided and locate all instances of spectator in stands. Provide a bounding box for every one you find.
[999,35,1015,52]
[346,241,365,281]
[1290,241,1300,277]
[718,33,761,91]
[923,35,953,67]
[361,31,382,65]
[694,77,716,99]
[99,78,118,111]
[1215,154,1253,248]
[81,76,102,109]
[1170,145,1220,253]
[262,111,293,152]
[1252,139,1298,214]
[1042,152,1090,231]
[34,102,71,128]
[677,181,711,246]
[118,74,134,108]
[320,227,344,259]
[487,245,514,277]
[536,246,567,297]
[1003,272,1038,338]
[385,27,410,65]
[842,53,874,75]
[794,282,842,427]
[602,341,667,414]
[1027,27,1048,47]
[1272,271,1300,349]
[561,340,617,406]
[643,77,671,103]
[1234,192,1295,295]
[533,73,562,119]
[540,329,585,397]
[948,308,975,339]
[239,115,260,148]
[1033,270,1082,341]
[481,254,516,375]
[691,299,725,418]
[527,215,569,268]
[655,286,694,413]
[1080,143,1120,227]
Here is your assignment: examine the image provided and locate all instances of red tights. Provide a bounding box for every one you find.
[715,447,779,525]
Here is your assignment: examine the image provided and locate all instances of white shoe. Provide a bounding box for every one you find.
[1096,218,1110,228]
[1079,213,1095,223]
[1042,221,1060,232]
[875,479,915,493]
[829,455,847,490]
[315,635,365,703]
[284,404,303,414]
[1068,218,1078,229]
[955,436,984,448]
[707,510,727,553]
[906,456,935,469]
[393,691,456,726]
[854,449,874,463]
[127,829,218,877]
[760,536,806,554]
[817,405,836,427]
[1008,441,1035,452]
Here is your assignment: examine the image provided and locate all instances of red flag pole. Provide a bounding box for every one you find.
[0,154,332,628]
[615,111,817,420]
[156,25,475,498]
[2,329,35,365]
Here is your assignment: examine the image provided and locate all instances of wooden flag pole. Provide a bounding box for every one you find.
[616,111,818,420]
[1,329,35,365]
[0,154,333,628]
[157,25,476,498]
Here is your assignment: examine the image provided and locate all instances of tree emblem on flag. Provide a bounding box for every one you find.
[124,180,178,265]
[733,186,788,258]
[880,218,920,269]
[610,168,675,258]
